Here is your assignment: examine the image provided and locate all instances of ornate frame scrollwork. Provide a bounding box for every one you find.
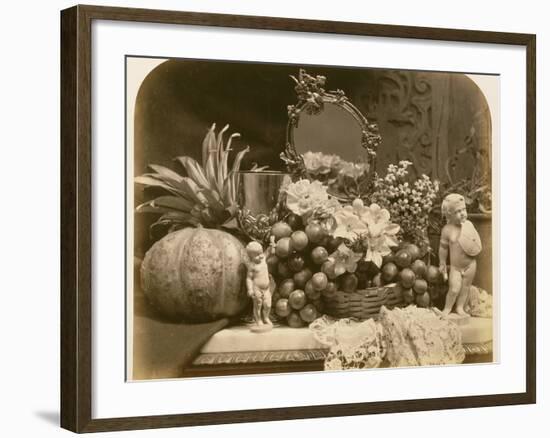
[281,69,382,178]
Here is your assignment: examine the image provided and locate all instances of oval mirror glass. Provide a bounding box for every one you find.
[292,102,365,162]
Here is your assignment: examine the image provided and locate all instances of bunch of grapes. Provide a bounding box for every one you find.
[267,216,446,326]
[267,214,346,327]
[379,243,445,308]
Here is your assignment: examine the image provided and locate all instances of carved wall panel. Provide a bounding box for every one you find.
[353,70,491,184]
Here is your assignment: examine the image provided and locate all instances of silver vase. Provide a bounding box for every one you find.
[236,171,291,240]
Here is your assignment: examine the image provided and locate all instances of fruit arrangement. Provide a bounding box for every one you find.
[134,95,443,327]
[379,243,444,308]
[268,221,445,326]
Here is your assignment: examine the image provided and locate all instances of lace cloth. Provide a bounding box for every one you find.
[310,306,465,370]
[466,286,493,318]
[310,316,386,370]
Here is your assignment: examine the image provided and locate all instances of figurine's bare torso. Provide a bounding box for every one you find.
[248,255,271,291]
[441,223,477,274]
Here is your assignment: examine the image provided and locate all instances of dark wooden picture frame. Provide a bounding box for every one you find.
[61,4,536,433]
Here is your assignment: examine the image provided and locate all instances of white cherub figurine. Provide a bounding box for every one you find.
[245,239,276,332]
[439,193,482,316]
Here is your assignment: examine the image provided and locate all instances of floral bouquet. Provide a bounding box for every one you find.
[330,199,400,269]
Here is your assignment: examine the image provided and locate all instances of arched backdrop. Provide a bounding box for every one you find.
[133,58,492,257]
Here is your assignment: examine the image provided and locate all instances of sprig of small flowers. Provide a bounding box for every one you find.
[370,161,439,250]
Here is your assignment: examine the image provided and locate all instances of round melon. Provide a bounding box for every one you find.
[140,227,248,322]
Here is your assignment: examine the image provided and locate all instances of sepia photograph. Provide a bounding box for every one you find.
[128,57,496,380]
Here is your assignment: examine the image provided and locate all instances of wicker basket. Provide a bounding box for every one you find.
[323,283,403,320]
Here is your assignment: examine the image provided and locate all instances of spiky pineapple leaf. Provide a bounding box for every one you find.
[220,133,240,185]
[153,212,200,227]
[177,177,208,206]
[136,176,198,203]
[225,204,239,217]
[221,217,241,231]
[150,196,194,212]
[231,146,250,175]
[135,205,187,215]
[204,125,220,192]
[160,211,196,222]
[216,124,230,163]
[134,175,180,196]
[222,175,233,206]
[148,164,183,182]
[250,163,270,171]
[202,123,216,170]
[216,124,230,189]
[199,189,225,213]
[150,213,200,238]
[175,156,210,189]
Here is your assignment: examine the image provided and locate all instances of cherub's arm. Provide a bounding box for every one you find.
[246,267,255,297]
[439,225,450,280]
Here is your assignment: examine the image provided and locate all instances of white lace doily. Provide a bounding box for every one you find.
[310,315,386,370]
[310,305,465,370]
[379,306,465,367]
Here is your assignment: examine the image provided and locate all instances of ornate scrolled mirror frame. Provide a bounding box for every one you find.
[281,69,382,181]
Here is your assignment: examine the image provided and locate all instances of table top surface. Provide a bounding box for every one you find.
[201,316,493,354]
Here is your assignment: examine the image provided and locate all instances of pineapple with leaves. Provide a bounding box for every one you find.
[135,123,250,235]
